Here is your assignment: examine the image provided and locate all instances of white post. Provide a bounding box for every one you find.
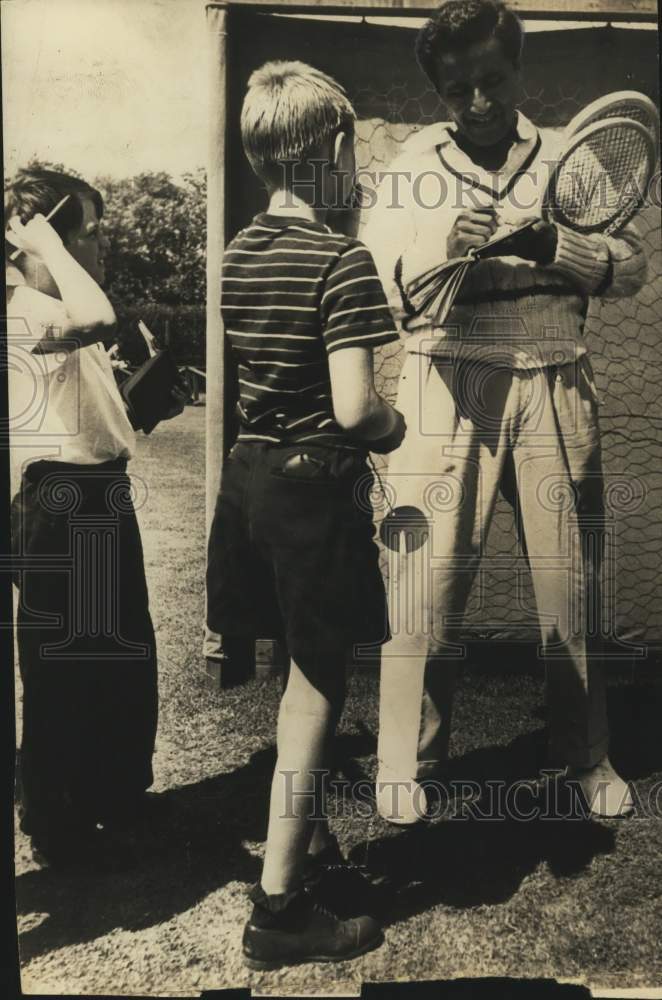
[205,1,253,685]
[205,1,227,527]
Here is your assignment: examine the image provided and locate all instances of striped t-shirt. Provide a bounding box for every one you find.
[221,213,399,448]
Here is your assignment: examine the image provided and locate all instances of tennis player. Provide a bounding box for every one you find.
[364,0,648,820]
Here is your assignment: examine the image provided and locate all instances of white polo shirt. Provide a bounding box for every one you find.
[7,266,135,494]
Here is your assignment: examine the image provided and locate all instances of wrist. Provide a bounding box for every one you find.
[360,399,397,442]
[361,403,404,454]
[537,222,558,265]
[38,240,69,268]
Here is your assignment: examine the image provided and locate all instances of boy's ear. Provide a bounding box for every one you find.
[333,130,354,174]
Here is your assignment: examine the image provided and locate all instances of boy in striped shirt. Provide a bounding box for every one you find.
[206,62,404,969]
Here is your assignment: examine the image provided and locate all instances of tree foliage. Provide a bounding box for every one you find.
[6,160,207,307]
[97,169,206,307]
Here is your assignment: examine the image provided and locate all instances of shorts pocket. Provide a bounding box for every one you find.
[269,448,364,485]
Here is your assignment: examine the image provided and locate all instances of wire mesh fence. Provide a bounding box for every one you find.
[228,12,661,653]
[351,76,662,652]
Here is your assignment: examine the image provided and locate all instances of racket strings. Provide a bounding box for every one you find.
[598,104,653,128]
[551,123,652,230]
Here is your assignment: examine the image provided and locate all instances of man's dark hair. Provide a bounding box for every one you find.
[416,0,524,89]
[5,164,104,263]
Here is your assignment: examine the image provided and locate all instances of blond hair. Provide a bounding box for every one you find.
[240,61,356,185]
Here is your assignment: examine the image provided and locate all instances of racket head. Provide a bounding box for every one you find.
[564,91,659,149]
[543,116,657,236]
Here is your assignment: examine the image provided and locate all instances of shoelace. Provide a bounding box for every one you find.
[308,894,340,922]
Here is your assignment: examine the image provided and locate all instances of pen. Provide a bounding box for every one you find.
[8,194,71,261]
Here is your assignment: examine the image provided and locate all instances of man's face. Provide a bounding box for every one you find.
[435,37,520,148]
[64,195,109,285]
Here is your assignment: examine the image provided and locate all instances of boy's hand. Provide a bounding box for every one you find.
[446,207,498,259]
[6,214,64,262]
[368,406,406,454]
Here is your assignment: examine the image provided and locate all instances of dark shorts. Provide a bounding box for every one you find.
[206,442,390,665]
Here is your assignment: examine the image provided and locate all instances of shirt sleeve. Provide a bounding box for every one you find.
[552,220,647,299]
[6,285,71,375]
[320,241,399,354]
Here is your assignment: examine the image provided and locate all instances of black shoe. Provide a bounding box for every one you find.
[303,836,390,918]
[99,792,172,833]
[29,821,96,870]
[242,883,383,970]
[31,825,139,873]
[302,834,346,888]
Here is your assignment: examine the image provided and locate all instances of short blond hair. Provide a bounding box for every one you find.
[240,61,356,185]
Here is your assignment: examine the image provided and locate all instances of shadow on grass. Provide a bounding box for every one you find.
[15,745,279,963]
[347,679,662,925]
[603,680,662,780]
[14,727,379,964]
[349,729,618,923]
[15,679,661,959]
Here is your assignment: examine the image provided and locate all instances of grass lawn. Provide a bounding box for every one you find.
[14,404,662,996]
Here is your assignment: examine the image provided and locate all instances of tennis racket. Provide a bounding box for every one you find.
[564,90,659,147]
[543,115,657,236]
[406,98,658,325]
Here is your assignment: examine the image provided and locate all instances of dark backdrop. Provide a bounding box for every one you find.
[224,10,662,658]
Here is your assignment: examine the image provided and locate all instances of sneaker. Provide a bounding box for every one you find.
[242,883,383,970]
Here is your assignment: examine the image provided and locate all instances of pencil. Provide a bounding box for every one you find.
[8,194,71,262]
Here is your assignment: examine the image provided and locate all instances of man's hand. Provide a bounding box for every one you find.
[446,206,498,259]
[6,214,64,263]
[497,218,558,264]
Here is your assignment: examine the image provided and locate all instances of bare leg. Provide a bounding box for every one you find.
[308,719,341,857]
[261,656,344,895]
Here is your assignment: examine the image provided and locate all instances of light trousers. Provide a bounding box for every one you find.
[378,349,610,779]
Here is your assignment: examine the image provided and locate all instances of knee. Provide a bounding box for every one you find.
[281,679,345,724]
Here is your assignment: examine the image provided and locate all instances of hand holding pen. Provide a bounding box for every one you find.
[6,195,71,262]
